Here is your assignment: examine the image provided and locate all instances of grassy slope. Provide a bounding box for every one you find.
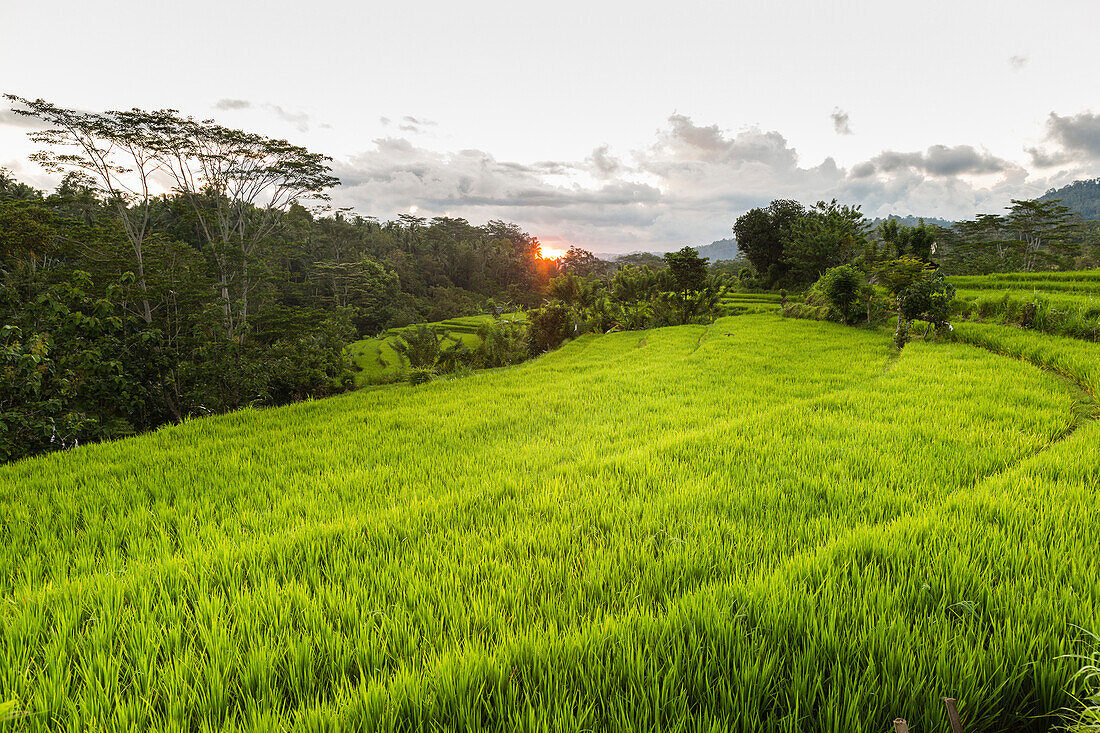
[346,314,525,385]
[0,315,1097,731]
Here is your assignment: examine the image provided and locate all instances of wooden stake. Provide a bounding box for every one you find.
[892,719,910,733]
[944,698,964,733]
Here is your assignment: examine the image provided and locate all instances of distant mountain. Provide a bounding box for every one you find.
[598,238,740,262]
[693,238,740,262]
[1039,178,1100,220]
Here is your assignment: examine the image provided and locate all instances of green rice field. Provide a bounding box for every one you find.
[1,303,1098,730]
[950,270,1100,340]
[719,291,785,315]
[346,314,525,385]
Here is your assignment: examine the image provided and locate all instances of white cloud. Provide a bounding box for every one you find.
[328,112,1099,252]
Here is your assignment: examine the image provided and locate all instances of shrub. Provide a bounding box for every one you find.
[899,273,955,339]
[473,321,528,368]
[528,302,573,355]
[817,265,865,325]
[407,367,434,386]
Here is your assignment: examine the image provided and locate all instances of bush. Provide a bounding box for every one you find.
[473,321,528,368]
[528,302,573,354]
[407,367,434,386]
[898,273,955,341]
[817,265,865,324]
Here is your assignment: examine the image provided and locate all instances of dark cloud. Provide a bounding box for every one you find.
[1009,55,1028,70]
[831,108,853,135]
[214,98,251,110]
[1028,111,1100,166]
[862,144,1016,177]
[850,161,876,178]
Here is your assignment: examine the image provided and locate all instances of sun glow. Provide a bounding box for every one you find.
[539,245,568,260]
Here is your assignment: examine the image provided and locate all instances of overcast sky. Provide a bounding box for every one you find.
[4,0,1100,253]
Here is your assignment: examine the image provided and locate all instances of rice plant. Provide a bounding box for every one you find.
[1,313,1097,731]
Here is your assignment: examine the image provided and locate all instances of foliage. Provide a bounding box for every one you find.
[653,283,726,326]
[663,246,710,293]
[472,320,529,368]
[783,199,870,284]
[407,366,435,386]
[938,199,1090,274]
[0,271,169,463]
[899,273,955,335]
[527,301,574,354]
[879,219,937,261]
[0,103,556,461]
[390,324,455,371]
[816,265,865,325]
[555,246,614,278]
[732,199,806,285]
[874,257,935,296]
[530,248,726,342]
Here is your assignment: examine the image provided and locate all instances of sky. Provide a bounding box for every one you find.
[3,0,1100,254]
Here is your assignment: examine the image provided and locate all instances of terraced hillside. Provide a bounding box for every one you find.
[720,291,785,315]
[950,270,1100,340]
[346,313,525,385]
[1,314,1097,731]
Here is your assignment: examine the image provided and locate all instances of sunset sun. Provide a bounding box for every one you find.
[539,244,568,259]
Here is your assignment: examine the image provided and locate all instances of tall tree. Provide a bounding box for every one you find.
[732,199,806,284]
[6,95,164,323]
[144,110,339,337]
[663,246,709,293]
[880,219,937,262]
[784,200,869,284]
[1004,198,1081,271]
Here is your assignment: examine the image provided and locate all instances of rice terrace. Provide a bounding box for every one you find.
[4,3,1100,731]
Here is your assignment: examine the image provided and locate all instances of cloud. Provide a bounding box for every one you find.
[0,108,48,130]
[587,145,622,178]
[326,113,1080,252]
[214,98,251,110]
[1009,54,1028,70]
[1028,111,1100,166]
[395,115,438,134]
[213,99,312,132]
[263,104,310,132]
[331,116,834,249]
[831,108,853,135]
[860,144,1018,177]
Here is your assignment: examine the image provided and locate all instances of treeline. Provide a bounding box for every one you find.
[733,197,1100,291]
[732,195,1100,347]
[0,98,554,462]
